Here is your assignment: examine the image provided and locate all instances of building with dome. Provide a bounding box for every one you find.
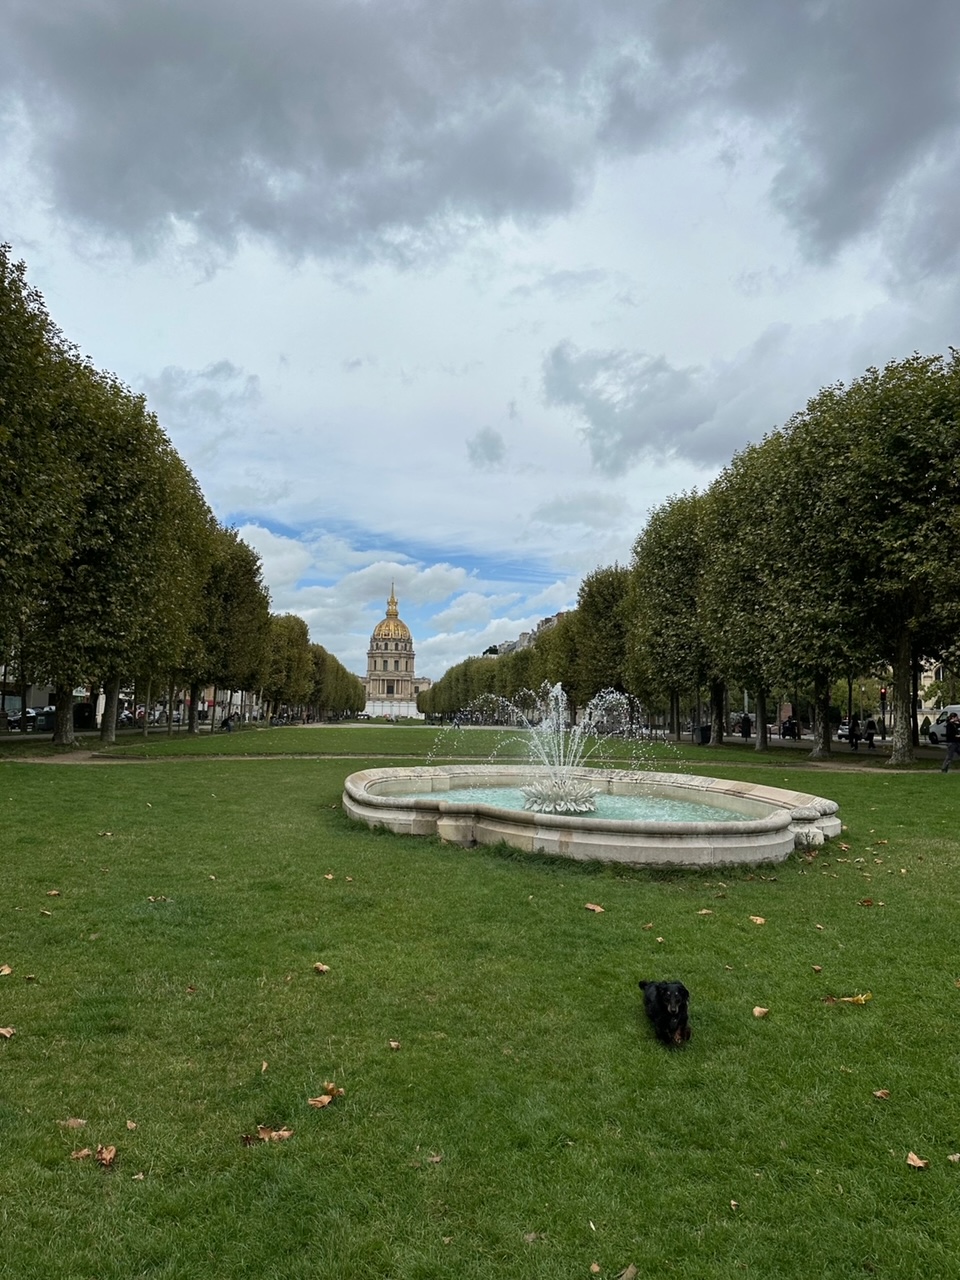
[361,587,431,718]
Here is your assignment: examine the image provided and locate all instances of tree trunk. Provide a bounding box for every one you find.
[911,659,920,748]
[210,684,219,732]
[100,674,121,745]
[188,681,200,734]
[889,628,915,766]
[167,679,176,736]
[807,671,831,759]
[754,688,769,752]
[141,679,151,738]
[708,678,725,746]
[52,683,75,746]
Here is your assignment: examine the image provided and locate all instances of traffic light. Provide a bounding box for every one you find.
[880,686,887,699]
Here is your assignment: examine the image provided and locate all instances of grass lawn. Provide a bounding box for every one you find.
[1,737,959,1278]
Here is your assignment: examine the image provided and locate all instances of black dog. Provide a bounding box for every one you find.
[639,980,691,1046]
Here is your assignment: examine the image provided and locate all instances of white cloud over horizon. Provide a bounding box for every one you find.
[3,1,959,680]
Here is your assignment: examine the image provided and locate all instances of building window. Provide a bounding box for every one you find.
[386,683,394,695]
[393,660,399,670]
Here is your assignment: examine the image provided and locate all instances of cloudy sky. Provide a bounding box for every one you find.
[2,0,959,679]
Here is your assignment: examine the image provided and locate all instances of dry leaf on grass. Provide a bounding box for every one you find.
[585,903,605,913]
[126,1120,137,1131]
[0,965,11,976]
[313,962,331,974]
[324,873,334,881]
[618,1268,639,1280]
[812,965,823,973]
[255,1125,294,1142]
[872,1090,890,1100]
[0,1027,15,1039]
[40,909,52,917]
[389,1040,401,1051]
[753,1007,770,1018]
[60,1118,87,1129]
[427,1152,443,1164]
[730,1200,739,1211]
[71,1148,93,1160]
[948,1153,960,1163]
[697,909,713,916]
[96,1145,117,1168]
[907,1151,929,1169]
[132,1171,145,1180]
[261,1061,268,1074]
[839,992,872,1005]
[591,1265,601,1275]
[46,889,60,897]
[308,1094,334,1108]
[308,1082,344,1108]
[641,922,653,931]
[749,916,766,925]
[522,1232,545,1244]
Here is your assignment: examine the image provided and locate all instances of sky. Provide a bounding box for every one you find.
[2,0,960,680]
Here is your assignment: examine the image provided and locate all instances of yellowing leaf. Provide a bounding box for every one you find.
[838,992,873,1005]
[584,903,605,913]
[749,916,766,925]
[753,1007,770,1018]
[907,1151,929,1169]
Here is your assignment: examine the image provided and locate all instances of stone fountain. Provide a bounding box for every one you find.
[343,684,840,869]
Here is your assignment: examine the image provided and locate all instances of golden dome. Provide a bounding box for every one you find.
[372,587,411,642]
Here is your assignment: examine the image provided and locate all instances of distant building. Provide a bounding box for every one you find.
[361,587,431,718]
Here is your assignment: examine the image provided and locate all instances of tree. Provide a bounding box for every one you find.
[573,565,631,704]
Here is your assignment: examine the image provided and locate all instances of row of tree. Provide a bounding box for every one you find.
[422,353,960,765]
[0,245,364,740]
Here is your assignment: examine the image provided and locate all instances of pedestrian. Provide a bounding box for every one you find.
[940,712,960,773]
[849,713,861,750]
[863,716,877,750]
[740,712,751,740]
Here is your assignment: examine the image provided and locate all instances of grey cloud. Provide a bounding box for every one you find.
[508,268,608,301]
[2,0,958,278]
[530,491,630,530]
[543,340,718,471]
[466,426,506,470]
[142,360,262,427]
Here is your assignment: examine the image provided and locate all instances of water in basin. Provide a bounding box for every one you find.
[404,785,752,824]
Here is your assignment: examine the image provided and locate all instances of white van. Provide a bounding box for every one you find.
[927,706,960,745]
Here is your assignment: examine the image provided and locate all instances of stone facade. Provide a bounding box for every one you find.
[362,588,431,718]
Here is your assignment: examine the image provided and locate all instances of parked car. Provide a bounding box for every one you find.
[927,705,960,745]
[6,708,37,731]
[837,721,849,740]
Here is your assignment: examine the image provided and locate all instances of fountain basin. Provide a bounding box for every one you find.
[342,765,841,868]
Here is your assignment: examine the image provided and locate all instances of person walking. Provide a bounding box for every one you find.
[864,716,877,750]
[740,712,751,741]
[849,713,861,751]
[940,712,960,772]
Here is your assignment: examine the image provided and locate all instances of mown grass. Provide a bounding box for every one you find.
[0,753,958,1278]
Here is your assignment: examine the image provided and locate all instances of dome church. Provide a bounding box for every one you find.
[361,587,431,718]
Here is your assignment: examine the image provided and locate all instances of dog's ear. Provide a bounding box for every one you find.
[678,983,690,1000]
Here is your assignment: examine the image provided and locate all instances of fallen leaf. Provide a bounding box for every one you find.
[948,1153,960,1163]
[324,873,334,880]
[46,889,60,897]
[591,1265,602,1275]
[749,916,766,925]
[816,923,824,930]
[907,1151,929,1169]
[427,1152,443,1164]
[126,1120,137,1131]
[322,1082,344,1097]
[389,1040,401,1051]
[0,965,11,976]
[24,974,36,982]
[821,995,838,1005]
[838,992,873,1005]
[618,1268,638,1280]
[60,1118,87,1129]
[308,1095,333,1108]
[132,1171,145,1180]
[97,831,113,837]
[313,962,331,974]
[876,839,888,845]
[261,1060,268,1074]
[872,1090,891,1100]
[641,922,653,930]
[40,909,52,916]
[697,909,713,916]
[96,1145,117,1168]
[753,1007,770,1018]
[656,937,664,944]
[185,985,197,995]
[730,1201,739,1210]
[71,1147,93,1160]
[812,965,823,973]
[522,1232,544,1244]
[585,903,605,913]
[839,842,850,851]
[0,1027,15,1039]
[209,875,216,881]
[858,898,874,907]
[346,876,354,882]
[256,1125,294,1142]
